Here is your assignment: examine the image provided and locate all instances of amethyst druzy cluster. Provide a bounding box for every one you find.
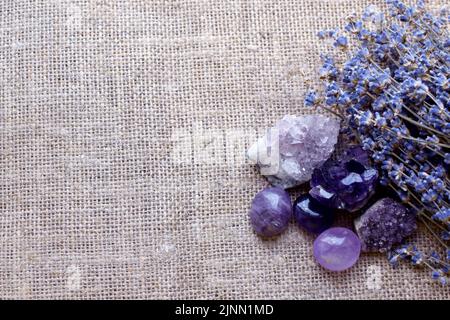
[355,198,417,252]
[309,146,378,212]
[247,115,340,189]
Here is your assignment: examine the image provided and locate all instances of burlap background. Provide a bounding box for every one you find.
[1,0,449,300]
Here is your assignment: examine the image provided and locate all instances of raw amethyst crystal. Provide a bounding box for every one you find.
[249,187,292,237]
[354,198,417,252]
[293,194,334,234]
[313,227,361,272]
[247,115,340,189]
[309,146,378,212]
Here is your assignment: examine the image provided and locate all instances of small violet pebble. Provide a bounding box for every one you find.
[313,227,361,272]
[249,187,292,237]
[293,194,334,234]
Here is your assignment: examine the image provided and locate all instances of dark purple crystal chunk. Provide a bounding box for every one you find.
[354,198,417,252]
[309,146,378,212]
[249,187,292,237]
[293,194,334,234]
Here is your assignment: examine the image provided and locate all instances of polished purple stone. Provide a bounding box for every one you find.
[313,227,361,271]
[293,194,334,234]
[249,187,292,237]
[309,146,378,212]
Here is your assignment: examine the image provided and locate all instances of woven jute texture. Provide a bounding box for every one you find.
[1,0,449,300]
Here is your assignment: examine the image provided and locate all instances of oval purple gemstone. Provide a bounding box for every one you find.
[249,187,292,237]
[293,194,334,234]
[313,227,361,271]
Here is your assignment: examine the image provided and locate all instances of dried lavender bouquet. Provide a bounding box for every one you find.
[304,0,450,283]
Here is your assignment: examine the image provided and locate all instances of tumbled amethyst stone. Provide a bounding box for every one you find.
[313,227,361,272]
[293,194,334,234]
[309,146,378,212]
[354,198,417,252]
[249,187,292,237]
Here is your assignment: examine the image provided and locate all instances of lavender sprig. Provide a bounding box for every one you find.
[388,244,450,285]
[305,0,450,282]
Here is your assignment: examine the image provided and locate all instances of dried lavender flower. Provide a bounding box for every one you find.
[304,0,449,281]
